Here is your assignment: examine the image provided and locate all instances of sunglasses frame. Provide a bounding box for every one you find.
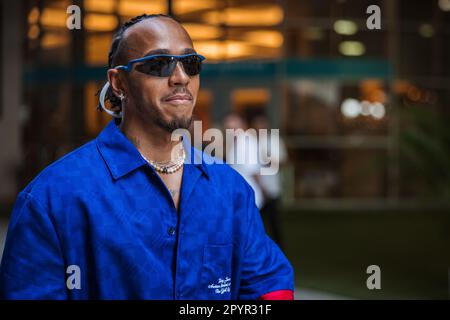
[114,53,206,76]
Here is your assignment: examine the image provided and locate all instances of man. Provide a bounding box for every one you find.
[0,14,294,300]
[249,110,288,250]
[223,112,264,209]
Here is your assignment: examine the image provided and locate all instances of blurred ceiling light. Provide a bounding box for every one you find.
[28,7,40,24]
[333,19,358,35]
[119,0,166,17]
[339,41,365,56]
[407,86,421,101]
[370,102,385,119]
[28,25,40,40]
[341,98,361,118]
[174,0,217,15]
[242,30,283,48]
[85,0,115,13]
[193,40,254,60]
[182,23,223,40]
[341,99,385,120]
[418,23,434,38]
[85,14,118,31]
[360,80,386,103]
[438,0,450,11]
[360,100,372,116]
[41,8,67,28]
[41,33,69,49]
[304,27,325,41]
[224,41,257,58]
[393,80,411,94]
[193,40,223,60]
[203,5,284,26]
[45,0,70,9]
[232,88,271,106]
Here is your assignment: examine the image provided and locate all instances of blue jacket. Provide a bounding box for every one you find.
[0,120,294,299]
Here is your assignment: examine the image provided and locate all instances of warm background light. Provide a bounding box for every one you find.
[84,0,116,13]
[174,0,217,15]
[41,33,69,49]
[84,14,118,31]
[333,19,358,35]
[242,30,283,48]
[40,8,67,28]
[28,7,40,24]
[182,23,223,40]
[118,0,166,17]
[193,40,255,60]
[203,5,284,26]
[28,25,40,40]
[339,41,365,56]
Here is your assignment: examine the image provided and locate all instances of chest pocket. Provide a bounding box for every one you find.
[201,244,233,300]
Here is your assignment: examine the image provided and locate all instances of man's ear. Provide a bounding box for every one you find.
[107,69,126,98]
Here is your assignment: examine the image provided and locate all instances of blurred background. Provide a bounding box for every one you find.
[1,0,450,299]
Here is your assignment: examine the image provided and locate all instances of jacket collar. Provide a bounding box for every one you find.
[96,120,209,180]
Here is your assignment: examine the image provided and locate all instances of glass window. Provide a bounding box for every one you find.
[288,148,387,199]
[175,0,284,61]
[284,80,388,136]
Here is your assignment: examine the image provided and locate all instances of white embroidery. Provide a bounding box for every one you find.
[208,277,231,294]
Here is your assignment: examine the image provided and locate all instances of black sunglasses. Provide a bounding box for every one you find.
[115,53,206,77]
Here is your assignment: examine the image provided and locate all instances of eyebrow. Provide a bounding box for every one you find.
[143,48,197,56]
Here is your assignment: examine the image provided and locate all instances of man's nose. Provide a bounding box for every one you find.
[168,61,190,86]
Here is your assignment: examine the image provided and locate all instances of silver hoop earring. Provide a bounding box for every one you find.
[99,82,123,118]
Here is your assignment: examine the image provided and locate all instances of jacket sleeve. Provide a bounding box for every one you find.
[238,184,295,300]
[0,191,68,299]
[258,290,294,300]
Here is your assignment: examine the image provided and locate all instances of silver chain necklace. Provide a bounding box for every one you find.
[142,148,186,174]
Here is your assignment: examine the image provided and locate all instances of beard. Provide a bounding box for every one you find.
[155,114,193,133]
[132,94,194,133]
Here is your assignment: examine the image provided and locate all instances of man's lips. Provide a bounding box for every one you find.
[164,94,192,104]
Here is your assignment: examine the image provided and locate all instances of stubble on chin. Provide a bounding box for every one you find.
[155,115,193,133]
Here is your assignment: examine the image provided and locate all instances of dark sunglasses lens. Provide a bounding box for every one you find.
[134,55,203,77]
[135,57,174,77]
[180,55,203,76]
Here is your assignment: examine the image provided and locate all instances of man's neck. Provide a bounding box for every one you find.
[119,116,182,163]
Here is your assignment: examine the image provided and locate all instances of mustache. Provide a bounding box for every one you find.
[163,88,193,100]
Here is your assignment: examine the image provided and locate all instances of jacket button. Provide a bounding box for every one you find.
[167,227,176,236]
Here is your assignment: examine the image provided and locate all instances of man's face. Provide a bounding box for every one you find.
[120,18,200,132]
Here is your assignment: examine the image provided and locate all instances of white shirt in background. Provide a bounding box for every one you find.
[258,136,288,200]
[226,131,263,209]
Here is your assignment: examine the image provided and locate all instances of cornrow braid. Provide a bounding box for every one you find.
[96,13,180,123]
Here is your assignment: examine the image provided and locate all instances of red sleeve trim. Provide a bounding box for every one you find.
[257,290,294,300]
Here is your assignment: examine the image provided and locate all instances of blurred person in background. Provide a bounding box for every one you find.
[247,109,288,250]
[223,112,264,209]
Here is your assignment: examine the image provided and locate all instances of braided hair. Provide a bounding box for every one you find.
[97,13,180,123]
